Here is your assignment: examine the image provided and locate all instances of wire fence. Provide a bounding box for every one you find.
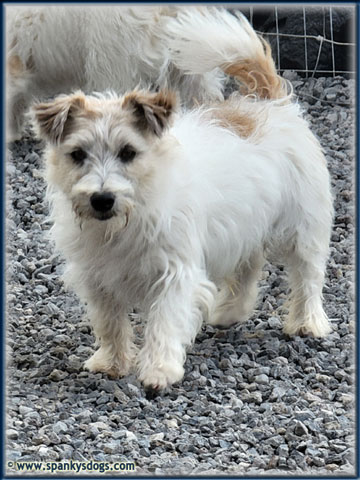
[240,5,356,78]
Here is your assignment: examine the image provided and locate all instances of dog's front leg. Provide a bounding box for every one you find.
[83,292,137,378]
[137,268,215,391]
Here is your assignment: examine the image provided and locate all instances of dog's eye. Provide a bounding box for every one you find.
[118,144,136,163]
[70,149,87,165]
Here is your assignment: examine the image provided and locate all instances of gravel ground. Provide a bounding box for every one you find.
[6,74,355,475]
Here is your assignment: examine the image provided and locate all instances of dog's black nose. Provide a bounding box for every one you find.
[90,192,115,212]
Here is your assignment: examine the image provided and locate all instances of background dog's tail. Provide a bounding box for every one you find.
[166,8,289,100]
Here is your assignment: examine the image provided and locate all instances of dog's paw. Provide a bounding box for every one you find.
[207,315,239,329]
[208,308,250,328]
[84,347,134,378]
[283,314,331,338]
[138,363,184,391]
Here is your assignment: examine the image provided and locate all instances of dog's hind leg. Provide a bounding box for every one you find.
[208,251,265,328]
[84,293,137,378]
[283,231,331,338]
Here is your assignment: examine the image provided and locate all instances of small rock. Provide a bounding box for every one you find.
[269,387,286,401]
[103,441,121,454]
[294,421,309,436]
[268,316,282,329]
[267,455,278,469]
[278,444,289,457]
[150,432,165,443]
[242,391,262,404]
[38,446,49,457]
[164,419,178,429]
[49,369,68,381]
[254,374,269,385]
[126,431,137,442]
[6,429,18,440]
[338,393,353,405]
[19,406,33,416]
[127,384,141,397]
[89,421,110,431]
[53,421,68,435]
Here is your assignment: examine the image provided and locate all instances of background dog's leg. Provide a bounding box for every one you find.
[283,239,331,338]
[84,294,137,378]
[7,90,28,142]
[166,66,224,107]
[208,252,265,328]
[137,270,215,390]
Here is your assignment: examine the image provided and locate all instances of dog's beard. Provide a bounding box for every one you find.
[103,212,130,243]
[92,211,116,222]
[72,198,132,238]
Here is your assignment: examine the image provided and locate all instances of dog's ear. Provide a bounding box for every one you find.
[123,90,176,137]
[32,92,87,144]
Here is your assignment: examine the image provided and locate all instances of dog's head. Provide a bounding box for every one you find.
[32,90,177,226]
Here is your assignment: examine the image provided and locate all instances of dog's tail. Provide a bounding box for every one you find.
[166,8,289,100]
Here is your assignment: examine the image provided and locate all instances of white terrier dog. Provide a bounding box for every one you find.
[31,9,333,392]
[6,5,224,141]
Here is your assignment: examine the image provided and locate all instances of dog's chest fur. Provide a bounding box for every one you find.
[50,195,190,310]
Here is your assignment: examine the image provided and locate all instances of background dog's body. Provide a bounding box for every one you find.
[32,9,333,391]
[6,5,224,141]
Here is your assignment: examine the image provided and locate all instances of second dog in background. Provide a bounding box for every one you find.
[6,5,225,141]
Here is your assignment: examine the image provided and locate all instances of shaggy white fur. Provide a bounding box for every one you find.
[6,5,224,141]
[32,9,333,391]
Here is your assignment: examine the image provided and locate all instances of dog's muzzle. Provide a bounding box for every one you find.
[90,192,115,220]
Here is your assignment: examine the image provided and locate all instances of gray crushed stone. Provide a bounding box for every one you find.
[6,74,355,475]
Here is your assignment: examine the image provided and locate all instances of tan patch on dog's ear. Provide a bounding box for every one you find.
[32,92,90,144]
[123,90,176,137]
